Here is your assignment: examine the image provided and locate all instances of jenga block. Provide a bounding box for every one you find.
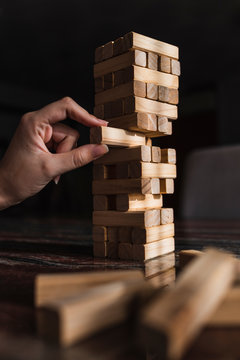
[168,88,179,105]
[160,208,174,224]
[95,45,104,63]
[134,49,147,67]
[133,237,175,261]
[95,77,104,93]
[93,209,162,227]
[104,99,123,118]
[133,66,178,89]
[159,55,171,73]
[144,252,175,278]
[116,194,163,212]
[118,243,133,260]
[171,59,181,76]
[114,66,134,86]
[90,126,146,147]
[37,279,151,346]
[108,112,157,132]
[113,37,125,56]
[151,146,161,163]
[94,145,151,164]
[179,249,203,269]
[95,80,146,106]
[129,161,177,179]
[141,249,236,360]
[132,223,175,244]
[115,163,129,179]
[107,227,118,242]
[142,121,172,138]
[92,225,108,242]
[102,41,114,60]
[93,195,109,211]
[35,270,144,306]
[146,83,158,100]
[146,137,152,146]
[123,32,179,59]
[147,267,176,288]
[147,52,158,70]
[107,241,119,259]
[160,179,174,194]
[158,117,169,133]
[161,149,176,164]
[93,241,108,257]
[93,104,104,118]
[93,164,107,180]
[103,73,114,90]
[159,85,169,102]
[118,227,132,243]
[92,178,160,195]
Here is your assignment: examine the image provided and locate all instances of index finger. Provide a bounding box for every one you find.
[35,97,108,127]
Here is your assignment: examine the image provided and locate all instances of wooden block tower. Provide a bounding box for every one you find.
[90,32,180,262]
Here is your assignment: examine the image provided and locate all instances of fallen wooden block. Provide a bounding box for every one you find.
[35,270,144,307]
[133,237,175,261]
[93,209,172,227]
[90,126,147,147]
[132,223,175,244]
[37,279,152,346]
[116,193,163,211]
[129,161,177,179]
[94,145,151,165]
[141,249,237,360]
[92,178,160,195]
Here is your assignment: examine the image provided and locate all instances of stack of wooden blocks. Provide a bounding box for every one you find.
[91,32,180,262]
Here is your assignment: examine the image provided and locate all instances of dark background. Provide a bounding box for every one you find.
[0,0,240,219]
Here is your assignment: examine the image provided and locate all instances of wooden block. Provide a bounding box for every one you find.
[158,117,169,133]
[146,83,158,100]
[133,237,175,261]
[93,210,161,227]
[93,164,107,180]
[151,146,161,163]
[95,77,104,93]
[118,243,133,260]
[108,112,157,132]
[113,37,125,56]
[144,252,175,278]
[160,179,174,194]
[107,227,118,242]
[144,121,172,138]
[92,178,160,195]
[134,49,147,67]
[179,249,203,269]
[115,163,129,179]
[141,249,236,360]
[159,55,171,73]
[35,270,144,306]
[123,32,179,59]
[104,99,123,118]
[171,59,181,76]
[92,225,108,242]
[93,104,104,118]
[103,73,114,90]
[114,66,134,86]
[129,161,177,179]
[93,241,108,257]
[93,195,109,211]
[132,223,175,244]
[94,145,151,164]
[116,194,163,212]
[95,80,146,106]
[147,52,158,70]
[118,227,132,243]
[95,45,104,63]
[90,126,146,147]
[102,41,114,60]
[37,279,150,346]
[107,241,119,259]
[161,149,176,164]
[160,208,174,224]
[168,88,179,105]
[159,85,169,102]
[147,267,176,288]
[133,66,178,90]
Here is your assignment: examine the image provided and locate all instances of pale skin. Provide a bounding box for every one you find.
[0,97,109,210]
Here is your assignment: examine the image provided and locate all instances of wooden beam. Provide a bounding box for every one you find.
[129,161,177,179]
[132,223,175,244]
[133,237,175,261]
[116,193,163,211]
[92,178,160,195]
[94,145,151,164]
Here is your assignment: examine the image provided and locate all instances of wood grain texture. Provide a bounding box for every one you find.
[132,223,175,244]
[171,59,181,76]
[146,83,158,100]
[160,179,174,194]
[151,146,161,163]
[92,178,160,195]
[94,145,151,164]
[93,210,162,227]
[159,55,171,73]
[147,52,158,70]
[90,126,146,147]
[116,194,163,211]
[129,161,177,179]
[161,149,176,164]
[107,112,158,132]
[133,237,175,261]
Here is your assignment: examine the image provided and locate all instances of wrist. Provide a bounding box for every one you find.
[0,167,17,210]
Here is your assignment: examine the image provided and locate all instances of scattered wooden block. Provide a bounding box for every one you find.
[147,52,158,70]
[159,55,171,73]
[108,112,158,133]
[93,209,162,227]
[133,237,175,261]
[171,59,181,76]
[146,83,158,100]
[95,77,104,93]
[93,195,109,211]
[147,267,176,288]
[118,243,133,260]
[90,126,146,147]
[161,149,176,164]
[141,249,237,360]
[94,145,151,164]
[116,193,163,212]
[160,179,174,194]
[92,225,108,242]
[102,41,114,60]
[37,279,151,346]
[132,223,175,244]
[129,161,177,179]
[103,73,114,90]
[92,178,160,195]
[107,241,119,259]
[118,227,132,243]
[151,146,161,163]
[93,241,108,258]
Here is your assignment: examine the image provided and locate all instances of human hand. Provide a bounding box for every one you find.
[0,97,108,210]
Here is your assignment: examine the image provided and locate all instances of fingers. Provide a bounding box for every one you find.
[48,143,109,177]
[35,97,108,127]
[51,123,79,154]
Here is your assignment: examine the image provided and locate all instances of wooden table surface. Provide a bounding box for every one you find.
[0,217,239,360]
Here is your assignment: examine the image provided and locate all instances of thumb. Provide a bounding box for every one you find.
[50,143,109,176]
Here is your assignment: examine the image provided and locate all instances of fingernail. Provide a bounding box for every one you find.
[54,175,61,185]
[97,119,109,126]
[93,144,109,159]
